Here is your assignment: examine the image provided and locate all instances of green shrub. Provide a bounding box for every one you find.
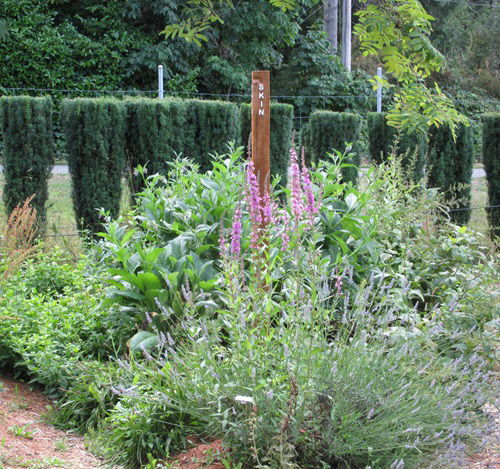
[482,113,500,240]
[0,249,135,386]
[240,102,294,185]
[304,111,361,184]
[124,98,189,193]
[61,98,126,233]
[0,96,55,225]
[367,112,426,181]
[427,122,474,225]
[183,99,240,172]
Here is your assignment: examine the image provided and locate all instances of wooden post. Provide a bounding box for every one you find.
[251,71,271,201]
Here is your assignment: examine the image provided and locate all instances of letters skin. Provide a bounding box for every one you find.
[258,84,265,116]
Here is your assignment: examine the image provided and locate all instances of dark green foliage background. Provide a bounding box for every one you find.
[0,96,54,225]
[61,98,126,233]
[182,99,240,172]
[427,122,474,225]
[367,112,427,181]
[482,113,500,239]
[305,111,362,185]
[124,98,189,193]
[240,103,294,185]
[0,0,145,91]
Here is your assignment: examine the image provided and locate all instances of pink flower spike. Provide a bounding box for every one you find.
[246,161,262,226]
[261,192,275,225]
[279,209,291,251]
[219,230,228,258]
[289,146,304,221]
[301,158,318,220]
[230,205,242,257]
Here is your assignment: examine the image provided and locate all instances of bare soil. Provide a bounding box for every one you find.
[168,439,226,469]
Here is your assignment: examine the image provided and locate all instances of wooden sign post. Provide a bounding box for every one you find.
[251,71,271,201]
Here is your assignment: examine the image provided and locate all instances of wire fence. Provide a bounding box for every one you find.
[0,204,493,240]
[1,85,498,137]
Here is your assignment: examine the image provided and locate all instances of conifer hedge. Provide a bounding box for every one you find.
[184,99,240,172]
[305,111,362,185]
[61,98,126,234]
[482,113,500,239]
[367,112,427,181]
[427,122,474,225]
[0,96,55,226]
[124,98,239,185]
[240,103,294,185]
[124,98,189,193]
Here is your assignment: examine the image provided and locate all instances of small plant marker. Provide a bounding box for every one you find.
[251,71,271,205]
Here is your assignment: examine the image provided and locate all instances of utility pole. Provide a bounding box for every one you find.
[341,0,351,71]
[324,0,338,52]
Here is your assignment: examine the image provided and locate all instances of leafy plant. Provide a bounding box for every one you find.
[8,424,35,439]
[98,151,244,343]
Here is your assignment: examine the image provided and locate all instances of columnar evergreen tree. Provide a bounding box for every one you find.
[240,103,294,185]
[482,113,500,240]
[305,111,362,184]
[367,112,427,181]
[61,98,126,234]
[0,96,55,227]
[124,98,188,193]
[183,99,240,172]
[427,122,473,225]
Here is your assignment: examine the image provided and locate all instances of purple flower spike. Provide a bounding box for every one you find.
[290,146,304,220]
[246,161,262,226]
[261,192,275,225]
[301,153,318,222]
[230,205,242,257]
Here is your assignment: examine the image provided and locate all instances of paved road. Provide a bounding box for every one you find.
[0,165,487,178]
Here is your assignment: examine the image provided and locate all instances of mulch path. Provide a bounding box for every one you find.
[0,376,105,469]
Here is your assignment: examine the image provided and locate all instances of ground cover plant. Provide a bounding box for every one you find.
[0,148,497,469]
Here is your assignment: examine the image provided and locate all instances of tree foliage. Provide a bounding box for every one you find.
[0,0,143,90]
[161,0,299,46]
[354,0,469,138]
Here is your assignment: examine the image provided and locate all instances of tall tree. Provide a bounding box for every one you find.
[324,0,338,52]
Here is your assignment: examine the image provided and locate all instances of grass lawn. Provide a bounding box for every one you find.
[0,174,132,254]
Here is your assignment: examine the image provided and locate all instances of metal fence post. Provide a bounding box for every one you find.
[158,65,164,99]
[376,66,382,113]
